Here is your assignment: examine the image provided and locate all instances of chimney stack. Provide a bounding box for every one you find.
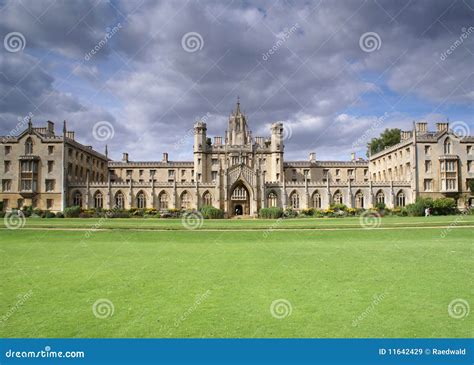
[416,122,428,134]
[47,121,54,134]
[401,131,411,140]
[122,152,129,163]
[214,136,222,145]
[436,122,449,133]
[309,152,316,162]
[351,152,356,161]
[162,152,169,163]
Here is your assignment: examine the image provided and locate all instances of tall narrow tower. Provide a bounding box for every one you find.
[270,122,284,182]
[193,121,207,182]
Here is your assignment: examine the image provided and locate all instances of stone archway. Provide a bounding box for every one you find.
[229,182,251,216]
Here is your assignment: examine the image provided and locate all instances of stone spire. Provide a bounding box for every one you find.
[227,97,250,146]
[235,96,241,115]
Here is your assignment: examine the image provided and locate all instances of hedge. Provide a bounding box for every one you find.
[200,205,224,219]
[259,207,284,219]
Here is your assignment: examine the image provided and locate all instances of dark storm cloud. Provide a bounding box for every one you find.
[0,0,472,160]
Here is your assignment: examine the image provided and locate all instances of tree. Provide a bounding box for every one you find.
[367,128,401,156]
[469,179,474,193]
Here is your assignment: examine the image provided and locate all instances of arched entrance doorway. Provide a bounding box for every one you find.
[234,204,243,215]
[230,182,251,216]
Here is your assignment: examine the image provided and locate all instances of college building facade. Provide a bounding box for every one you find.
[1,100,473,215]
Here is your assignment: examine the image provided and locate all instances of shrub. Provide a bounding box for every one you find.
[346,208,357,216]
[300,208,314,217]
[404,197,432,216]
[55,212,65,218]
[0,211,5,218]
[432,198,457,215]
[168,209,182,218]
[200,205,224,219]
[375,202,386,211]
[259,207,284,219]
[313,209,324,218]
[79,211,93,218]
[44,211,56,218]
[21,205,34,217]
[64,206,81,218]
[330,204,347,212]
[106,209,131,218]
[284,208,298,218]
[403,197,457,216]
[132,209,146,217]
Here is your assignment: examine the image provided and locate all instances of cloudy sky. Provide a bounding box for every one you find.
[1,0,473,161]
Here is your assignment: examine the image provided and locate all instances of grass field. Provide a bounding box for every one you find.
[0,216,473,338]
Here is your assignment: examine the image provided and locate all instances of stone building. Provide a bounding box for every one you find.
[1,100,473,215]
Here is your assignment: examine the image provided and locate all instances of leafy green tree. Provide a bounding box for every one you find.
[469,179,474,193]
[367,128,401,156]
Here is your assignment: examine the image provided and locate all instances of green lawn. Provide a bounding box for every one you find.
[4,214,474,230]
[0,216,473,338]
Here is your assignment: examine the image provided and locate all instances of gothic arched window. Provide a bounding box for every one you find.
[159,192,169,210]
[203,192,212,206]
[181,191,191,209]
[73,191,82,207]
[94,191,103,209]
[290,192,300,209]
[355,191,364,209]
[397,191,406,207]
[312,191,321,209]
[376,191,385,205]
[444,138,452,154]
[115,191,124,209]
[333,191,343,205]
[267,192,277,207]
[137,191,146,209]
[25,137,33,155]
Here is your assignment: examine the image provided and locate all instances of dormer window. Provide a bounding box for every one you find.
[25,137,33,155]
